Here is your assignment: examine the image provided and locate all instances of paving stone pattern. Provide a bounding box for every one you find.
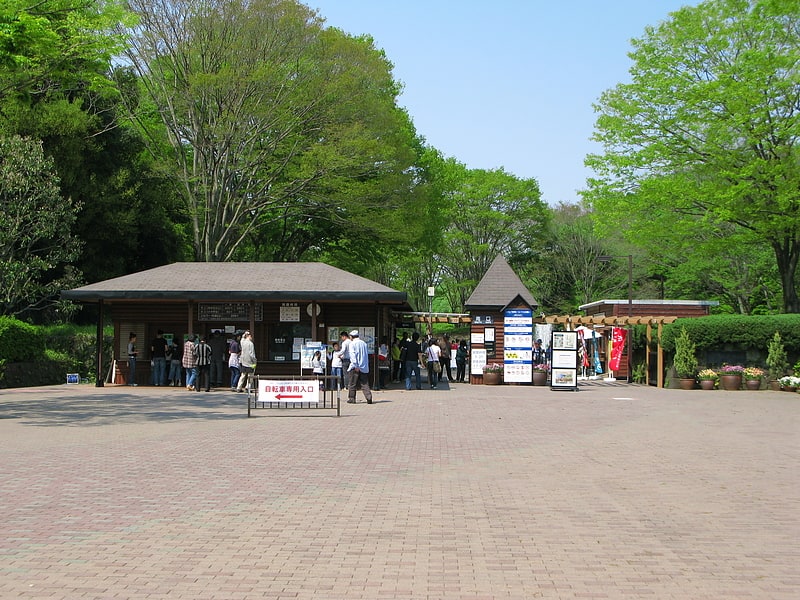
[1,383,798,599]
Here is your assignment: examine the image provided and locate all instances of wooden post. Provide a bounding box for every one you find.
[95,300,105,387]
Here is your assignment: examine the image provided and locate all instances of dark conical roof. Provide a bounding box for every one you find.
[465,255,538,310]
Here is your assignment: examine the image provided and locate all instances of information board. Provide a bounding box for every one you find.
[550,331,579,391]
[504,308,533,383]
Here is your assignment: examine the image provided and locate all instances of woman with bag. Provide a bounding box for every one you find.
[426,338,442,389]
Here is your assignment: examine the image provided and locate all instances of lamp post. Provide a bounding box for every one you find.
[427,286,435,336]
[597,254,633,384]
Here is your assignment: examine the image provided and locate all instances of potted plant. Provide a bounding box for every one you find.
[532,363,550,386]
[766,331,789,391]
[719,364,744,390]
[697,368,718,390]
[742,366,765,390]
[482,363,503,385]
[779,375,800,392]
[673,327,698,389]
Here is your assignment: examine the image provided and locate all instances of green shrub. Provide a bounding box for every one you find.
[661,315,800,353]
[0,320,113,388]
[0,316,46,362]
[673,327,699,378]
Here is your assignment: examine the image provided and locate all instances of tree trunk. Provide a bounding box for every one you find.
[772,238,800,313]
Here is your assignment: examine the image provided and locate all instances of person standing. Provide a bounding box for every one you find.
[209,330,228,388]
[127,332,138,386]
[182,335,198,391]
[439,335,452,382]
[150,330,168,386]
[533,339,545,367]
[329,342,343,390]
[311,349,325,390]
[168,339,182,386]
[426,338,441,389]
[339,331,351,387]
[346,330,373,404]
[236,331,257,393]
[228,333,241,391]
[391,338,402,382]
[195,336,213,392]
[456,339,469,383]
[403,332,422,391]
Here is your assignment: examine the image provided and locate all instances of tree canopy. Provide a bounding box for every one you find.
[0,135,82,316]
[123,0,417,262]
[585,0,800,312]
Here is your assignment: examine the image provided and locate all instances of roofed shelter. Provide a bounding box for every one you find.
[465,255,539,384]
[62,262,409,387]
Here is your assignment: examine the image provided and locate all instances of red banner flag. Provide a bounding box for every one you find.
[609,327,627,372]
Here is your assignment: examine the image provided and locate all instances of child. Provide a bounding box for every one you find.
[312,350,325,390]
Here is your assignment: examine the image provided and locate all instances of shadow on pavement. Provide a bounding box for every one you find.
[0,386,245,427]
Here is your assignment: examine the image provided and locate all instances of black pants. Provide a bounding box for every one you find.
[197,364,211,391]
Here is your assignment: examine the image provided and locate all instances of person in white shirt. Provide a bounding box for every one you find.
[346,330,373,404]
[426,338,442,389]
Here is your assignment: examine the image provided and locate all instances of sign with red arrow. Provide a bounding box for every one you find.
[257,379,319,403]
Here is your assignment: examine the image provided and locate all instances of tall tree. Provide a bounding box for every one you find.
[438,167,548,312]
[123,0,416,262]
[585,0,800,312]
[0,135,82,316]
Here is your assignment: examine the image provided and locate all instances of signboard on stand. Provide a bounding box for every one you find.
[550,331,579,391]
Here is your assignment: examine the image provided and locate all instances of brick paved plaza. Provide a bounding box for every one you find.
[1,381,798,599]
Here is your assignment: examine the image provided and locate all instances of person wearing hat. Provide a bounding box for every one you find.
[346,329,373,404]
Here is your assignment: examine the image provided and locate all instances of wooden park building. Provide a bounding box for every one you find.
[62,262,410,387]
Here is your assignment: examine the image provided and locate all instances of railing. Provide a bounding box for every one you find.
[247,375,341,417]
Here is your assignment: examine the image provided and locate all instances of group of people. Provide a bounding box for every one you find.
[325,330,374,404]
[395,332,470,391]
[127,327,472,398]
[127,329,257,393]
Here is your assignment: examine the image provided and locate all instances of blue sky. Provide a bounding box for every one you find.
[307,0,698,206]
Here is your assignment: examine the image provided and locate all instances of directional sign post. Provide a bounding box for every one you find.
[257,379,319,403]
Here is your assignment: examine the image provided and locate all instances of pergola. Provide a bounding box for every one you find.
[540,314,678,388]
[398,312,678,387]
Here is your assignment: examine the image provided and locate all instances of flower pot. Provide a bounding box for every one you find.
[769,380,781,391]
[745,379,761,391]
[699,379,715,390]
[482,372,502,385]
[720,374,742,391]
[532,371,547,386]
[679,378,696,390]
[782,385,797,393]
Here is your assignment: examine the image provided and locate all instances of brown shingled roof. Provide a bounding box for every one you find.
[62,262,407,303]
[465,255,538,310]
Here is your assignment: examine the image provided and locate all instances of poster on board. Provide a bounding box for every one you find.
[550,331,578,391]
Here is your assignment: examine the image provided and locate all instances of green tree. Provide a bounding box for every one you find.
[437,167,548,312]
[123,0,416,262]
[0,0,129,102]
[0,135,82,316]
[585,0,800,312]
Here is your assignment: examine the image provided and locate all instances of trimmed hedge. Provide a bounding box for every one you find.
[661,315,800,354]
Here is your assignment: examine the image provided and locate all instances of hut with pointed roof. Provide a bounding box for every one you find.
[464,255,539,384]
